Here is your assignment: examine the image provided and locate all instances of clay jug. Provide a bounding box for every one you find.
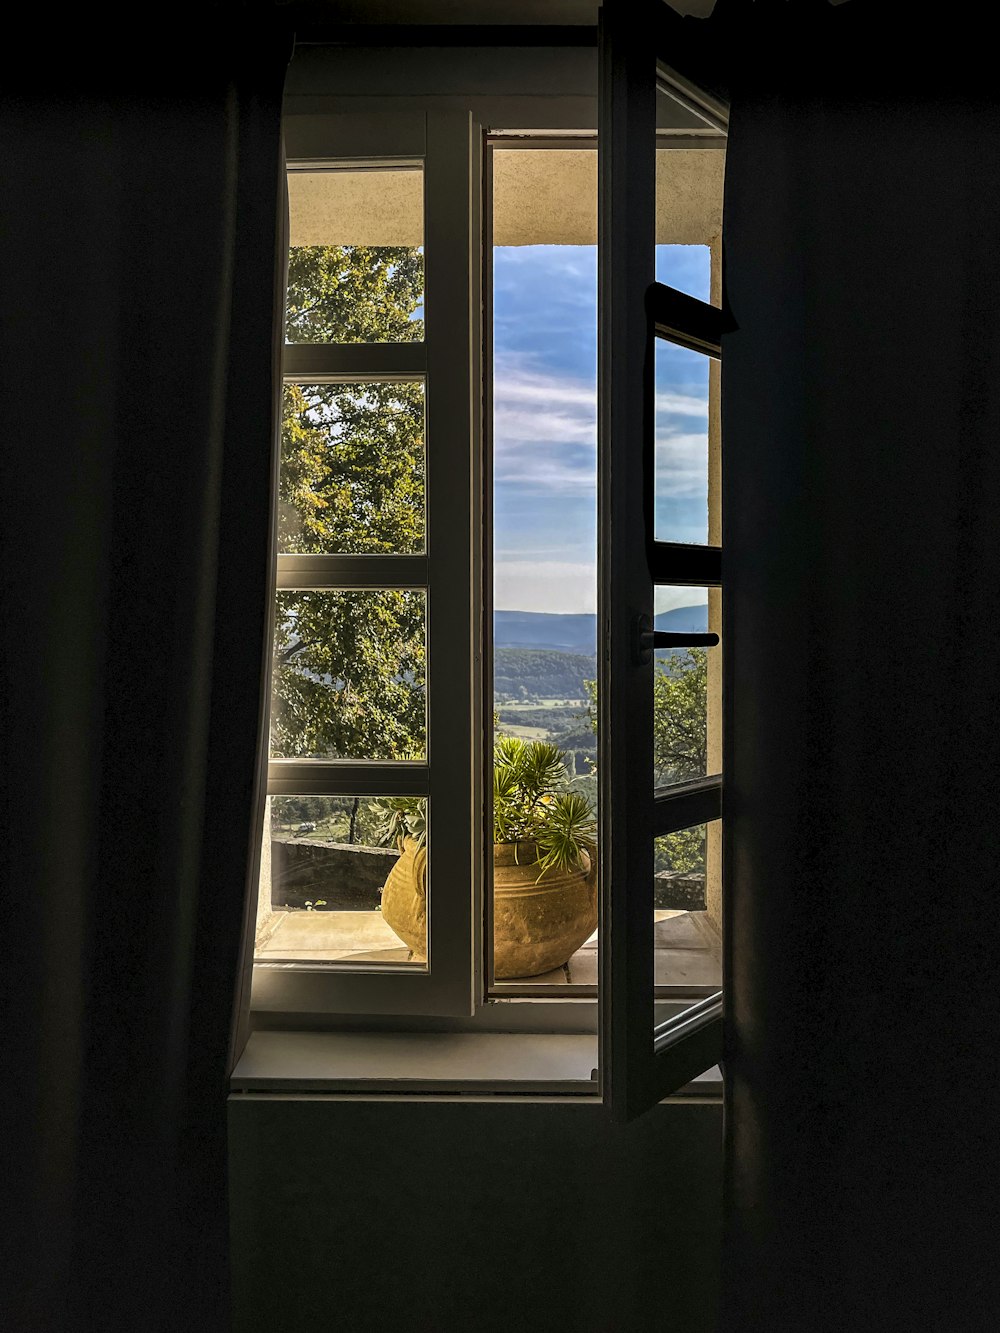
[380,838,427,958]
[493,840,597,978]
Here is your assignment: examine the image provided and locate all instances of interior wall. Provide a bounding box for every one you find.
[229,1096,722,1333]
[233,40,725,1333]
[721,56,1000,1330]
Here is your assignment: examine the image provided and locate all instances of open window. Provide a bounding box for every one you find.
[597,1,729,1120]
[240,24,728,1105]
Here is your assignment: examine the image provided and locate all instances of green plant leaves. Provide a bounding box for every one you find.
[493,736,595,872]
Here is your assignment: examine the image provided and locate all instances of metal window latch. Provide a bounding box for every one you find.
[634,613,720,665]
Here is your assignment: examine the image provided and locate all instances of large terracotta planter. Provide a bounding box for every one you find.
[380,838,427,957]
[493,840,597,978]
[380,837,598,976]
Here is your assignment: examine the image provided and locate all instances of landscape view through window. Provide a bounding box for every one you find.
[255,155,721,992]
[491,233,716,986]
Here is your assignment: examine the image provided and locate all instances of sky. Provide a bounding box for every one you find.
[493,242,711,617]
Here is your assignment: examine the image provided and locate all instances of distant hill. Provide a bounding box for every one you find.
[494,611,596,654]
[495,604,708,656]
[494,648,595,701]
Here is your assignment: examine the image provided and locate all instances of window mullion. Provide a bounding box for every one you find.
[275,554,428,589]
[283,341,425,382]
[267,761,430,798]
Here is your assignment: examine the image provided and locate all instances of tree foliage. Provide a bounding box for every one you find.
[271,245,427,773]
[650,648,708,785]
[494,648,594,701]
[583,649,709,873]
[285,245,423,346]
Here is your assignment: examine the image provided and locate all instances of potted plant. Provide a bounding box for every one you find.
[491,736,597,977]
[373,737,597,978]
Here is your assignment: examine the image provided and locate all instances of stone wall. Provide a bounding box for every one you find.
[270,837,399,911]
[654,870,707,912]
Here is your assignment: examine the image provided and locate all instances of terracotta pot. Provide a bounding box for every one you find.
[380,838,427,957]
[380,837,598,977]
[493,840,597,979]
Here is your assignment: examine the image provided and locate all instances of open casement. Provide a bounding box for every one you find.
[252,109,479,1018]
[598,3,729,1120]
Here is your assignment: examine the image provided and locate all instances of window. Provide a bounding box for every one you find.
[253,113,478,1019]
[244,25,727,1104]
[486,137,723,1002]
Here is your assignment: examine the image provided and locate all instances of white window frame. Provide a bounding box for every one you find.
[252,109,481,1018]
[247,46,725,1045]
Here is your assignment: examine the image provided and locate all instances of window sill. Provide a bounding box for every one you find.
[230,1030,722,1099]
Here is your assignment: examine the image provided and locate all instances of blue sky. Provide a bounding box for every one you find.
[493,243,711,615]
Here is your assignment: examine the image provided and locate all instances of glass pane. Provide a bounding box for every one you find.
[654,84,724,307]
[286,165,424,343]
[254,795,427,966]
[270,590,426,760]
[279,382,425,554]
[490,145,599,988]
[654,338,711,545]
[491,735,599,983]
[655,240,711,304]
[652,586,721,787]
[652,820,722,990]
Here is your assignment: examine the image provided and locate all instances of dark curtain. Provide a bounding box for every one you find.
[0,14,290,1331]
[719,3,1000,1329]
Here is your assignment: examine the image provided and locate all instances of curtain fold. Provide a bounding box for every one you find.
[1,16,291,1331]
[720,5,1000,1329]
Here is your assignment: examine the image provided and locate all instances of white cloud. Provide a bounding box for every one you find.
[493,358,596,496]
[654,430,709,498]
[492,360,709,499]
[495,561,708,617]
[655,389,709,418]
[495,560,596,614]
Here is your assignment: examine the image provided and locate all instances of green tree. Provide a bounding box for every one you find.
[650,648,707,785]
[583,648,708,873]
[272,245,427,838]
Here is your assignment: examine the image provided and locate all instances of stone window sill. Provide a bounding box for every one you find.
[230,1029,722,1099]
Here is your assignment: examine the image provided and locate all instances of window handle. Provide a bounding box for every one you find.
[634,614,719,665]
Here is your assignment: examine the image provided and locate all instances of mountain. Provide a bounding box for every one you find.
[494,604,708,655]
[494,611,596,654]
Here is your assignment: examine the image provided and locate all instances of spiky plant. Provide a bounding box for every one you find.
[372,740,597,878]
[371,796,427,851]
[493,736,596,878]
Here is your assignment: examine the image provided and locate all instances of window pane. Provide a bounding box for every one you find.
[654,338,711,545]
[270,590,426,760]
[655,239,711,304]
[652,820,722,990]
[286,166,424,344]
[490,145,599,988]
[255,795,427,966]
[652,586,721,787]
[280,381,425,554]
[654,86,724,307]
